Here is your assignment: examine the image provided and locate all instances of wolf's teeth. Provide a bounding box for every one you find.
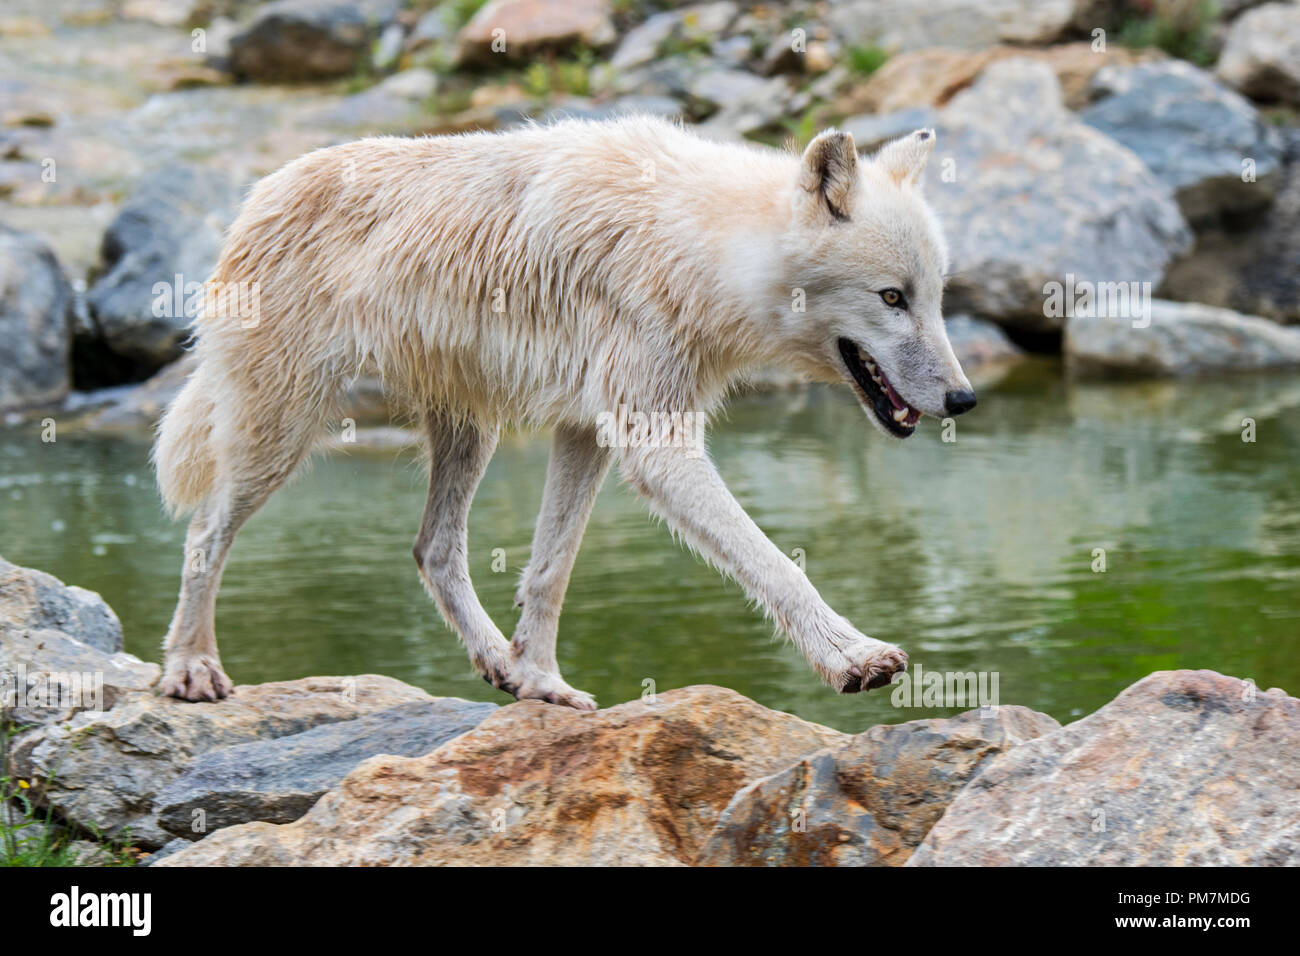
[858,348,870,362]
[893,407,909,423]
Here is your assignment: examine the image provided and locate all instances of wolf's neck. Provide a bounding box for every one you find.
[681,153,800,378]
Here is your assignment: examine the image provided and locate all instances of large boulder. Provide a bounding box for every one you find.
[0,555,122,654]
[157,686,846,866]
[1159,126,1300,324]
[154,698,498,838]
[924,59,1192,335]
[696,706,1059,866]
[828,0,1076,52]
[455,0,616,67]
[1065,299,1300,377]
[228,0,405,82]
[11,675,435,848]
[1216,2,1300,106]
[0,226,73,412]
[84,166,238,376]
[1080,60,1282,223]
[908,671,1300,865]
[1,555,156,728]
[846,43,1160,114]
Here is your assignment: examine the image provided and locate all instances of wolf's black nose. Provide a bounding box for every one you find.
[944,389,977,415]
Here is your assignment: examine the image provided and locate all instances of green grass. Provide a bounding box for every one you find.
[521,49,597,100]
[845,45,889,77]
[1116,0,1220,66]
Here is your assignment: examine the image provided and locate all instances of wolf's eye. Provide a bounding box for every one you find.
[879,288,906,309]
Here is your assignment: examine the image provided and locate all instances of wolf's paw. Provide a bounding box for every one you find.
[160,655,233,702]
[836,642,908,694]
[484,662,597,711]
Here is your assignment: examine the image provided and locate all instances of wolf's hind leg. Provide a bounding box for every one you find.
[162,409,320,700]
[414,413,514,690]
[508,424,610,711]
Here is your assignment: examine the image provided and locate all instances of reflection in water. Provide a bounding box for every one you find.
[2,360,1298,732]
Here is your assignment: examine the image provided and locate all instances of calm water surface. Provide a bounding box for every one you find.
[2,361,1298,732]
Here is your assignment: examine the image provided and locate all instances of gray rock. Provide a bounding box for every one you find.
[609,11,680,72]
[944,314,1024,368]
[688,67,771,112]
[843,108,939,154]
[925,59,1192,334]
[0,226,73,412]
[139,837,192,866]
[1065,299,1300,377]
[908,671,1300,865]
[85,166,238,374]
[829,0,1075,53]
[372,21,406,72]
[0,555,123,654]
[697,706,1059,866]
[693,71,793,138]
[1080,60,1281,222]
[229,0,405,82]
[76,353,196,431]
[12,675,435,848]
[1157,127,1300,323]
[710,35,754,70]
[155,698,497,837]
[405,9,455,56]
[312,69,437,129]
[1217,2,1300,106]
[0,626,159,729]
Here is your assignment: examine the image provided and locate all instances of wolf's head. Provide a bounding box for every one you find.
[775,128,974,439]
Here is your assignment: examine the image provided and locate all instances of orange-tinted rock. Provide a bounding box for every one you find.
[696,706,1058,866]
[455,0,616,66]
[159,685,845,865]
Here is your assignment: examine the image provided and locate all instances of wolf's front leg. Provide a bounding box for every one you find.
[509,424,611,710]
[619,444,907,693]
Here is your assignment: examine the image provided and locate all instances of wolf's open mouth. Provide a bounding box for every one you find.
[838,338,921,438]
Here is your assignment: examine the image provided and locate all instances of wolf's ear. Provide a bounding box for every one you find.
[874,129,935,187]
[800,129,858,221]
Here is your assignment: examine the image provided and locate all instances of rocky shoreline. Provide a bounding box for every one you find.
[3,555,1295,866]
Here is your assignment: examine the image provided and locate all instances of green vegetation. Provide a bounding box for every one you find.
[522,49,597,100]
[1116,0,1220,66]
[1,715,136,867]
[845,44,889,77]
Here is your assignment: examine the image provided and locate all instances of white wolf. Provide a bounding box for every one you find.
[153,116,975,709]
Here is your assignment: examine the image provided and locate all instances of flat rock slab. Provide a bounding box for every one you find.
[158,685,847,866]
[12,675,434,849]
[155,698,498,838]
[1066,299,1300,377]
[907,671,1300,865]
[696,705,1059,866]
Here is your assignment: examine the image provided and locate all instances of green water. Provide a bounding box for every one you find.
[2,361,1298,732]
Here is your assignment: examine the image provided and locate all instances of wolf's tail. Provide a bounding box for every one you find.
[153,362,218,517]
